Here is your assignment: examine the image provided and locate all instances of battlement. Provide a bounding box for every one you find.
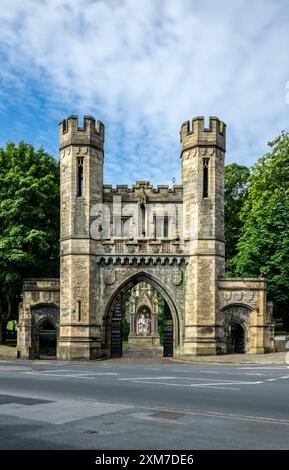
[103,181,183,195]
[102,182,183,203]
[59,115,104,150]
[180,116,226,154]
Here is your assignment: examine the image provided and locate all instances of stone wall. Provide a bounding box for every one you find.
[17,279,60,359]
[219,278,274,353]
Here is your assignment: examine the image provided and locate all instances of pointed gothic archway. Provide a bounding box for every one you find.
[103,271,181,358]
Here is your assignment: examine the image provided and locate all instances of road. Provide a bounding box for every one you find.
[0,358,288,450]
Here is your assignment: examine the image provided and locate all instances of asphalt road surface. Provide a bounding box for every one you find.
[0,358,288,450]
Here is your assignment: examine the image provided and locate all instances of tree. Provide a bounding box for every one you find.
[224,163,250,269]
[231,131,289,332]
[0,141,60,343]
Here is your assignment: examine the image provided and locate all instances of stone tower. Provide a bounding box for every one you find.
[58,115,105,360]
[181,117,226,354]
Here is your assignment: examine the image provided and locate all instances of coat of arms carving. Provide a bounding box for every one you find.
[103,268,116,285]
[171,268,183,286]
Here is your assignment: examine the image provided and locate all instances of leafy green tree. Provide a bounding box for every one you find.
[0,141,60,342]
[231,131,289,332]
[224,163,250,270]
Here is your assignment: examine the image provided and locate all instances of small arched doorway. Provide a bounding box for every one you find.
[226,323,245,353]
[105,273,179,358]
[31,304,59,359]
[38,319,57,358]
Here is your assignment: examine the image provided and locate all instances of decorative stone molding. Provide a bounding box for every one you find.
[171,268,183,286]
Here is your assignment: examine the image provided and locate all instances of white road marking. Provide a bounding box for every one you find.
[33,369,70,373]
[23,371,119,378]
[196,386,241,391]
[190,381,263,386]
[244,372,265,376]
[119,376,177,381]
[240,366,287,370]
[198,371,220,374]
[119,376,262,383]
[130,380,262,389]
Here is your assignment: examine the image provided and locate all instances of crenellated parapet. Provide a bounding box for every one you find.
[59,115,104,150]
[180,116,226,155]
[103,181,183,202]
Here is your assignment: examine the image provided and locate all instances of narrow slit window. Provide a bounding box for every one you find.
[164,215,169,237]
[141,204,146,237]
[203,158,209,198]
[77,157,84,196]
[77,300,81,321]
[153,213,157,239]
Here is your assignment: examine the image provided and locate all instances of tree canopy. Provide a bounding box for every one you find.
[0,141,60,340]
[230,131,289,332]
[224,163,250,269]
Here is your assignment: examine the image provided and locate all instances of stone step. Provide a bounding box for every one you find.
[123,348,163,357]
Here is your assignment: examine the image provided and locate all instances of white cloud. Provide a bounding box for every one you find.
[0,0,289,184]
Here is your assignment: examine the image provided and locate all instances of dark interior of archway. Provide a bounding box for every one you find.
[110,282,173,358]
[39,321,57,358]
[226,323,245,354]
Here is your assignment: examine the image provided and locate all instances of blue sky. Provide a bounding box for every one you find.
[0,0,289,186]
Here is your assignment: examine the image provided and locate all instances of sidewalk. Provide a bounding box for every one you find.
[0,345,287,365]
[172,352,287,365]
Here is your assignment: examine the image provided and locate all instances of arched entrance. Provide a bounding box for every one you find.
[226,323,246,353]
[38,319,57,358]
[31,304,59,359]
[104,272,180,358]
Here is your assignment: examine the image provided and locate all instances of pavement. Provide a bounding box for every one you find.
[173,351,287,364]
[0,345,287,364]
[0,357,289,450]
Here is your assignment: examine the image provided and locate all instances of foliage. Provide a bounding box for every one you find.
[231,131,289,331]
[0,141,60,340]
[224,163,250,269]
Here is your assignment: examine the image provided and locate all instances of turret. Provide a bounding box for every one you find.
[180,116,226,243]
[58,115,105,360]
[59,115,104,150]
[59,115,104,239]
[181,115,226,355]
[180,116,226,155]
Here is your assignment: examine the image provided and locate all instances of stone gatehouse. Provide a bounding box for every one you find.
[17,115,275,359]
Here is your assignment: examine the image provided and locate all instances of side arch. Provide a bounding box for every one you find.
[31,303,60,358]
[221,303,252,353]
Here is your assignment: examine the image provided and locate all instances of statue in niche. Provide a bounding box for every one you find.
[137,187,146,207]
[137,308,151,336]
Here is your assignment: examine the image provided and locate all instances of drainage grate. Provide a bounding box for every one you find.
[150,411,186,420]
